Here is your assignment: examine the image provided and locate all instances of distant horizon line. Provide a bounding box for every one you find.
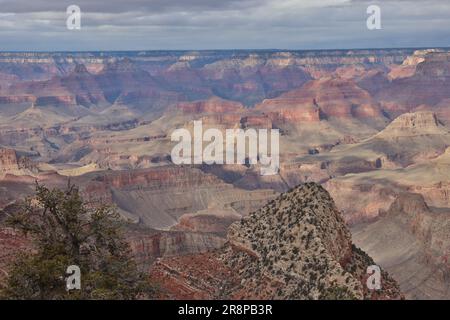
[0,46,449,54]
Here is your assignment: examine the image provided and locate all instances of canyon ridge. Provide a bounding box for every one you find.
[0,49,449,299]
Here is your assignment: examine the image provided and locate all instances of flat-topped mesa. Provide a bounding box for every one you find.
[223,182,403,300]
[377,111,446,137]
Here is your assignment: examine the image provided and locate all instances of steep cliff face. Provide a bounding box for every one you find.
[256,78,384,123]
[127,228,226,267]
[0,148,19,173]
[374,52,450,108]
[197,54,313,105]
[387,194,449,275]
[176,97,244,114]
[149,183,403,300]
[0,148,37,177]
[79,166,277,231]
[352,193,450,299]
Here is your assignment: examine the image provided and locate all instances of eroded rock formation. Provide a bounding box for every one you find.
[150,183,403,300]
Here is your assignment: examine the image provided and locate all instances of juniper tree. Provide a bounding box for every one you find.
[0,182,155,300]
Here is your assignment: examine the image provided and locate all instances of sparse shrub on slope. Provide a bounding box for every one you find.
[222,182,403,300]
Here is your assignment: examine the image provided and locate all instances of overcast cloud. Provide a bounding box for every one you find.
[0,0,448,51]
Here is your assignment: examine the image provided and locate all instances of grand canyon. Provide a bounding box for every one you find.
[0,49,449,299]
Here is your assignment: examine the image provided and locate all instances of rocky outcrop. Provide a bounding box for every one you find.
[148,252,239,300]
[257,78,383,123]
[150,183,403,300]
[221,183,402,299]
[128,228,226,267]
[376,111,446,137]
[0,148,37,177]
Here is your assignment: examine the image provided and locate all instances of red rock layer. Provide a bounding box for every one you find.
[257,78,382,122]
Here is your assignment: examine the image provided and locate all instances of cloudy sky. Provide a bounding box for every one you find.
[0,0,448,51]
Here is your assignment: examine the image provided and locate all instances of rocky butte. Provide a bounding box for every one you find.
[149,183,403,300]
